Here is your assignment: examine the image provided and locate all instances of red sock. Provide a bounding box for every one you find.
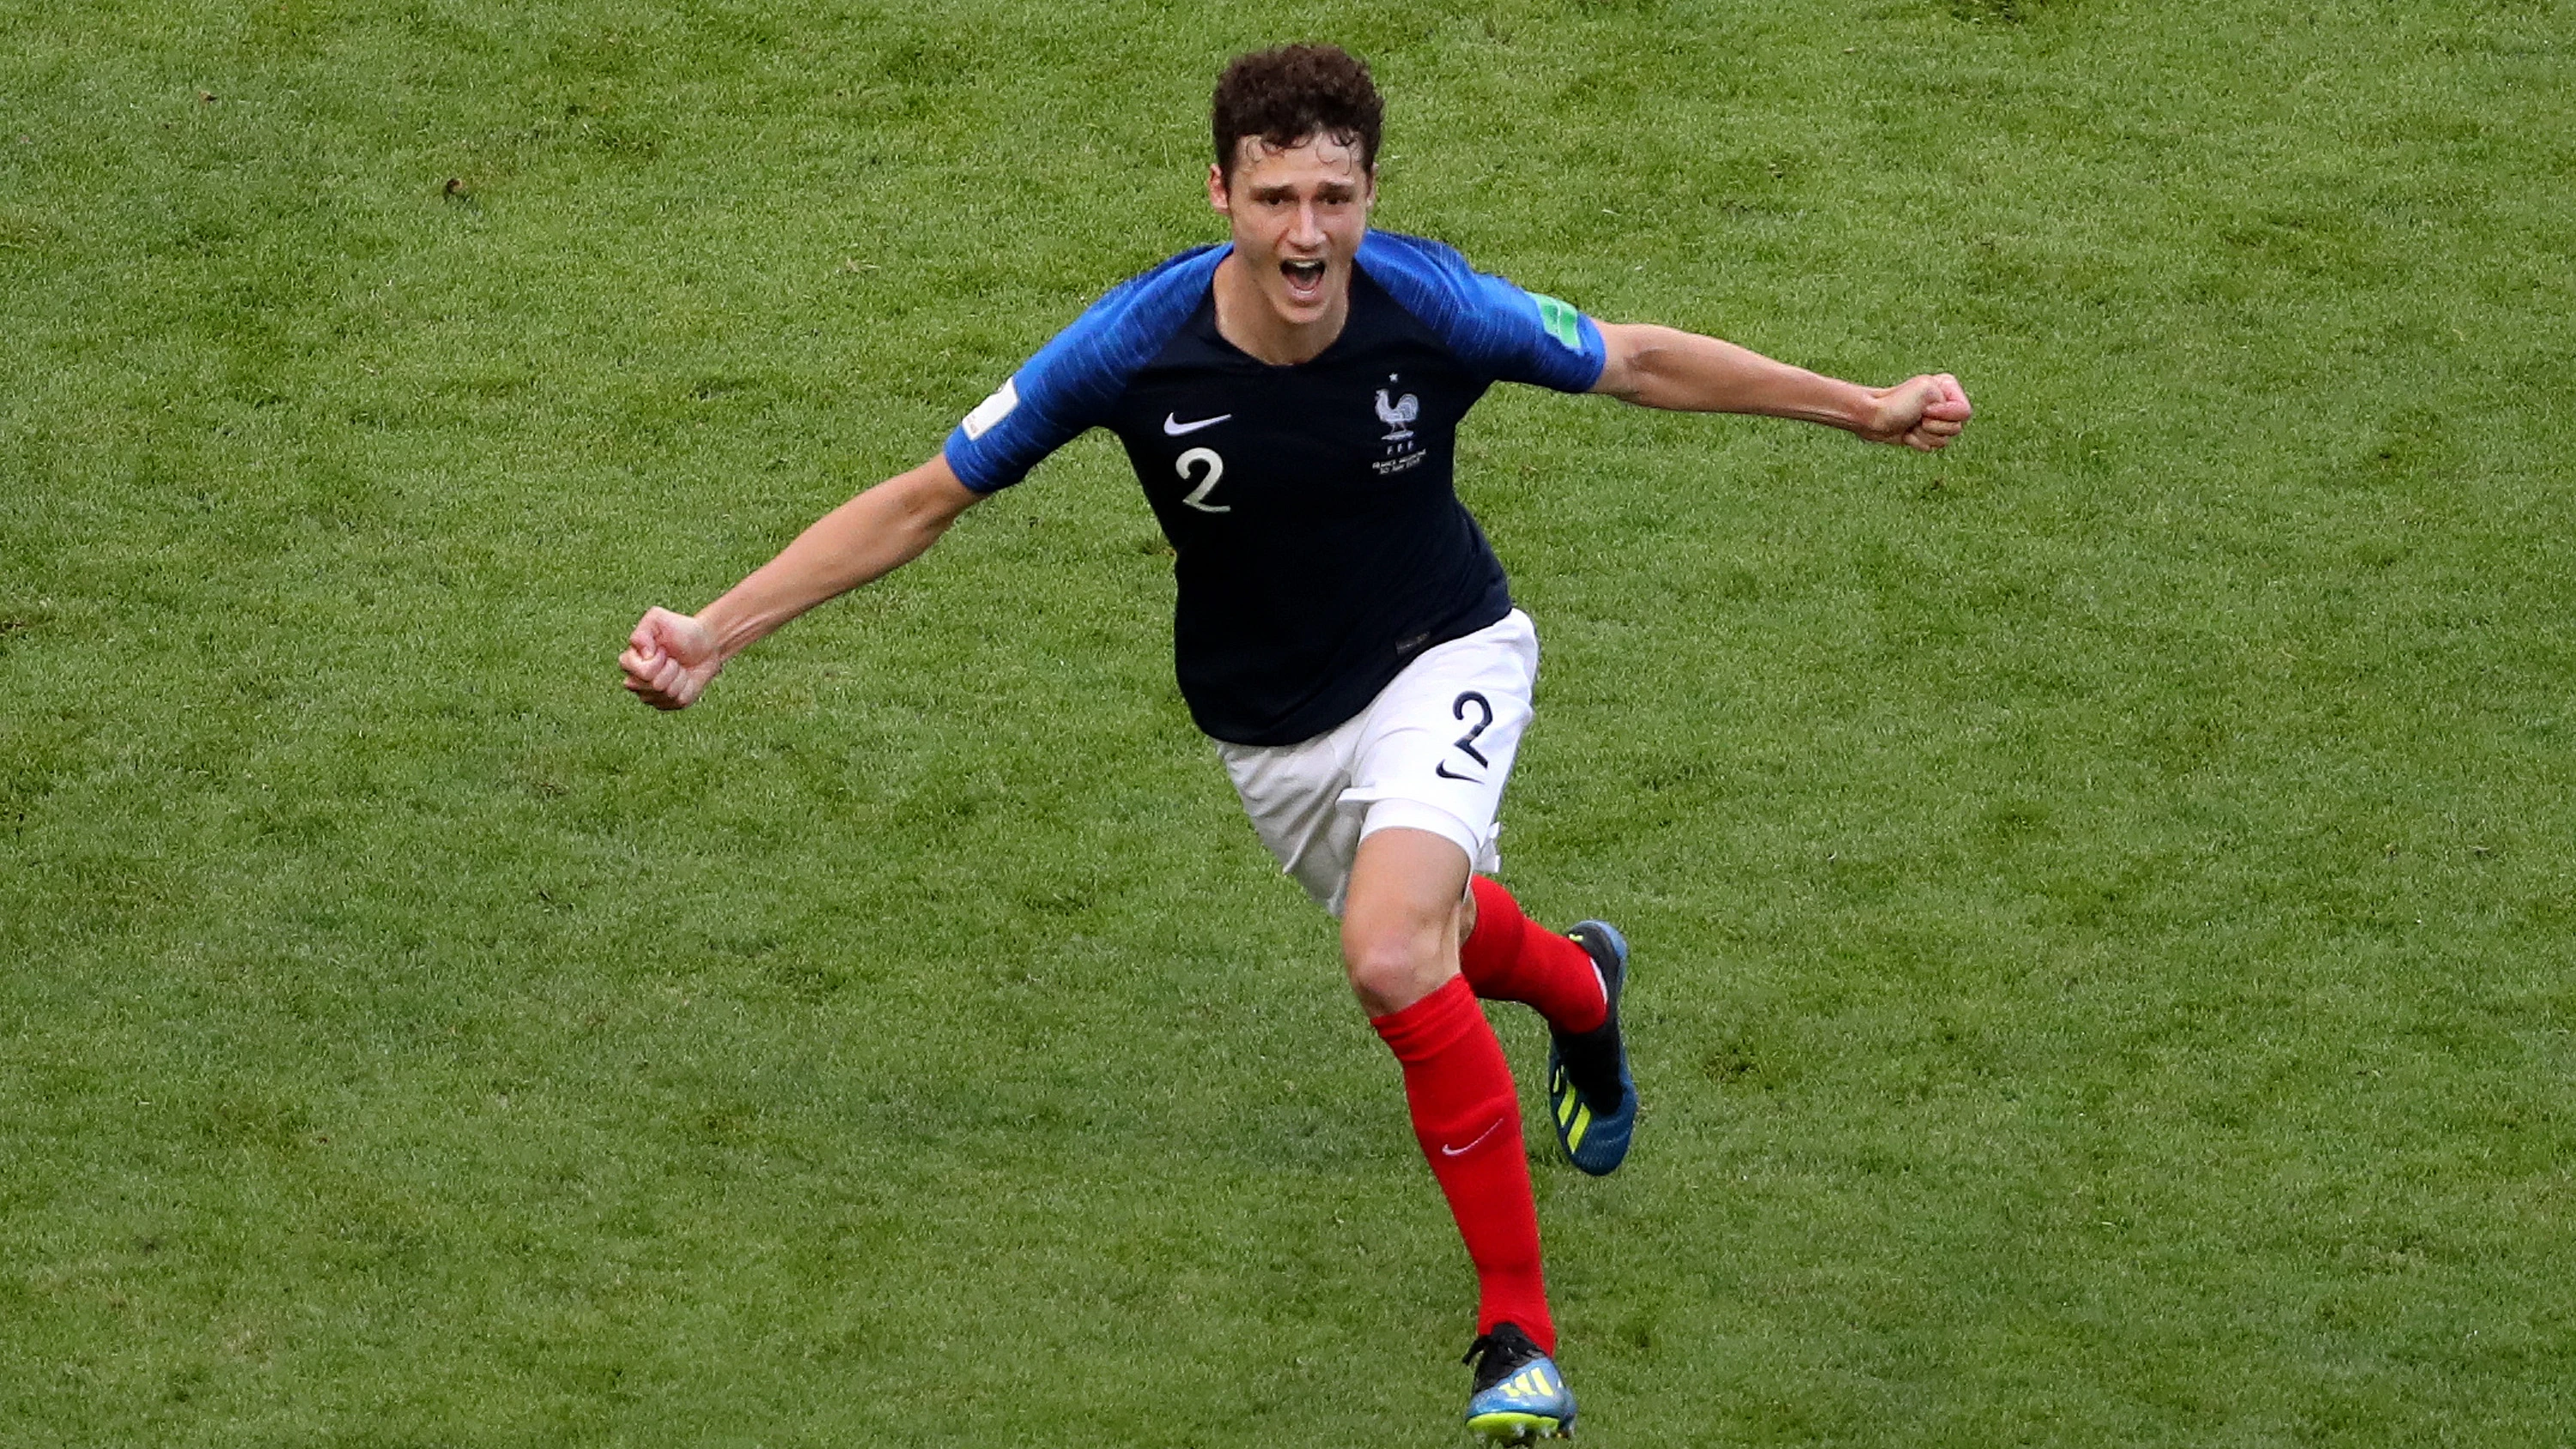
[1370,977,1554,1352]
[1459,877,1607,1034]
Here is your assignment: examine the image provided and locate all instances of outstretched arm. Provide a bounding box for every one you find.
[1589,322,1971,452]
[619,452,983,710]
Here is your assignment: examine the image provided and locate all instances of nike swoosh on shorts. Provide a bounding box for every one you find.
[1163,412,1232,435]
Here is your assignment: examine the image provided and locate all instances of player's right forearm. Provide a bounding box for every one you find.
[696,454,982,662]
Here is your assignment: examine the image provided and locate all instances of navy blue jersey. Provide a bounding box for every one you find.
[945,231,1606,746]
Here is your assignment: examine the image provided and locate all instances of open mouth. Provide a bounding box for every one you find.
[1280,257,1327,301]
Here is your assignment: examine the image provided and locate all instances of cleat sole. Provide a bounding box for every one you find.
[1467,1410,1568,1442]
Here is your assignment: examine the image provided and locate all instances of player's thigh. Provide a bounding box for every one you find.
[1339,826,1475,1014]
[1343,610,1539,875]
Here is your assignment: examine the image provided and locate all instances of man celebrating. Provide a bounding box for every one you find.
[622,43,1968,1442]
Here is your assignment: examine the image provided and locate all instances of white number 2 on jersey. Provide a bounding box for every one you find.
[1176,447,1228,513]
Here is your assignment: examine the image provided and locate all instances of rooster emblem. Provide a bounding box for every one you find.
[1375,387,1420,442]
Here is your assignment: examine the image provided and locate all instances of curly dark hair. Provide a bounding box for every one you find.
[1210,44,1383,185]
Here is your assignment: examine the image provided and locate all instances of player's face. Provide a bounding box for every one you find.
[1208,132,1376,328]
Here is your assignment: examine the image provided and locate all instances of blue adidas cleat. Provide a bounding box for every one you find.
[1546,919,1636,1176]
[1462,1323,1577,1442]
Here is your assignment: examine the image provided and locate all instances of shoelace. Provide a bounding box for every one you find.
[1462,1326,1543,1391]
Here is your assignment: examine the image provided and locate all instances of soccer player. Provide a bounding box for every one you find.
[621,43,1969,1441]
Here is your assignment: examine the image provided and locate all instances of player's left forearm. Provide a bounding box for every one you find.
[1591,324,1874,430]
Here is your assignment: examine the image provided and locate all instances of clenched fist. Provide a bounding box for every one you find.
[620,606,723,710]
[1858,373,1973,452]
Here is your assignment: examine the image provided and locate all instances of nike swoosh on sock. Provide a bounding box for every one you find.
[1442,1116,1507,1156]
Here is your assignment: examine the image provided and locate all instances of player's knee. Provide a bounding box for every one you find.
[1340,921,1447,1011]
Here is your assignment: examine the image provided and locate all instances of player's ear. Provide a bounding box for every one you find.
[1207,161,1231,217]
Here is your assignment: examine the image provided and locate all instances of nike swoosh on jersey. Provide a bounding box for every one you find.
[1441,1116,1507,1157]
[1163,412,1233,435]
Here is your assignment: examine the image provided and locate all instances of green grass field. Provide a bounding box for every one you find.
[6,0,2573,1442]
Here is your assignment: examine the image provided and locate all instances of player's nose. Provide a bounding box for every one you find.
[1289,200,1325,246]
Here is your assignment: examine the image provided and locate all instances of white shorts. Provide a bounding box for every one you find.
[1217,609,1539,917]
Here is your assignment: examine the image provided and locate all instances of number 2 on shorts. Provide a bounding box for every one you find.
[1436,690,1492,781]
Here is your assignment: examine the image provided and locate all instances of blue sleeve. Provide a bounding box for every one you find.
[1356,231,1607,393]
[943,245,1229,493]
